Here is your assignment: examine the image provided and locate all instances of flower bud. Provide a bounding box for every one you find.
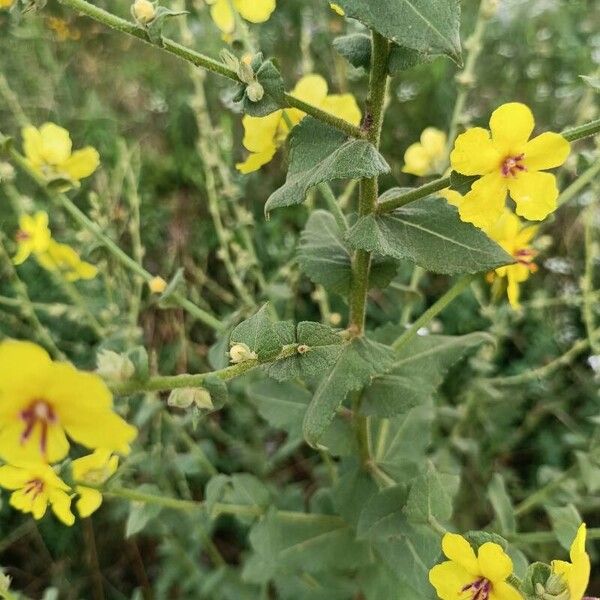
[229,343,258,364]
[132,0,156,25]
[168,387,213,410]
[534,573,570,600]
[246,81,265,102]
[96,350,136,383]
[237,60,255,85]
[149,276,168,294]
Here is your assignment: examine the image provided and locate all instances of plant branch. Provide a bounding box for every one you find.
[392,275,476,351]
[57,0,363,139]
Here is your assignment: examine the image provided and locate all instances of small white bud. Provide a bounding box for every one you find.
[96,350,136,382]
[168,387,213,410]
[229,343,258,364]
[246,81,265,103]
[132,0,156,25]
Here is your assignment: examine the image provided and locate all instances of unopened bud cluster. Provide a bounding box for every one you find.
[220,50,264,102]
[96,350,136,383]
[229,342,258,364]
[132,0,156,25]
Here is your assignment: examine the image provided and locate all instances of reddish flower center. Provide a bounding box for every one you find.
[501,153,526,177]
[514,248,538,272]
[24,478,44,499]
[15,230,31,242]
[462,578,491,600]
[20,400,57,457]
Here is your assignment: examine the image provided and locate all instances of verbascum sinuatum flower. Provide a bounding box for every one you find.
[484,210,538,308]
[14,211,98,282]
[0,463,75,526]
[72,449,119,517]
[330,3,344,15]
[205,0,275,35]
[429,533,521,600]
[450,102,570,229]
[237,74,361,174]
[551,523,590,600]
[22,122,99,188]
[0,340,137,464]
[402,128,448,176]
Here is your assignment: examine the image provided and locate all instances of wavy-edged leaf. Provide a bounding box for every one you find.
[334,0,462,64]
[265,118,389,215]
[346,197,514,274]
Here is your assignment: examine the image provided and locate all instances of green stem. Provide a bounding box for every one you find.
[557,155,600,207]
[105,486,345,525]
[57,0,363,139]
[562,117,600,142]
[109,343,299,395]
[392,275,475,351]
[6,146,224,332]
[509,528,600,545]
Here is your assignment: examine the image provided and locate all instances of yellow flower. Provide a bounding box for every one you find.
[13,212,52,266]
[403,128,448,176]
[72,449,119,517]
[330,3,345,15]
[205,0,276,35]
[551,523,590,600]
[36,240,98,282]
[46,17,81,41]
[148,276,168,294]
[0,0,14,8]
[450,102,570,229]
[22,123,100,187]
[236,74,361,173]
[0,462,75,526]
[13,211,98,282]
[0,340,137,464]
[484,210,538,308]
[429,533,521,600]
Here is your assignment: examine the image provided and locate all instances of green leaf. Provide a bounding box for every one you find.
[205,473,271,520]
[362,332,494,417]
[449,170,479,194]
[298,210,398,295]
[266,321,345,382]
[372,406,434,480]
[334,0,462,64]
[145,6,188,44]
[487,474,516,534]
[242,508,371,583]
[303,338,396,448]
[230,304,281,360]
[333,33,434,74]
[346,197,514,274]
[576,451,600,493]
[546,504,582,551]
[580,74,600,92]
[333,463,379,526]
[374,525,441,597]
[405,462,453,525]
[247,380,311,439]
[233,55,286,117]
[521,562,555,600]
[357,485,410,540]
[265,118,389,215]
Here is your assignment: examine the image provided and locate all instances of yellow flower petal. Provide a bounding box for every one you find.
[209,0,235,34]
[76,486,103,518]
[61,147,100,181]
[477,542,513,583]
[491,581,524,600]
[421,127,447,157]
[450,127,501,176]
[441,533,479,575]
[234,0,276,24]
[292,74,329,107]
[48,488,75,526]
[523,132,570,172]
[0,465,31,490]
[72,448,118,483]
[22,125,46,167]
[242,112,283,153]
[38,123,73,165]
[429,560,473,600]
[236,145,278,174]
[403,144,432,176]
[440,188,463,208]
[489,102,534,155]
[320,94,362,127]
[330,3,344,16]
[458,172,507,230]
[507,171,558,221]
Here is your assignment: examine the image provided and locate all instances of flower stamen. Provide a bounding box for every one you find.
[20,400,57,456]
[501,153,526,177]
[23,478,44,499]
[462,578,492,600]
